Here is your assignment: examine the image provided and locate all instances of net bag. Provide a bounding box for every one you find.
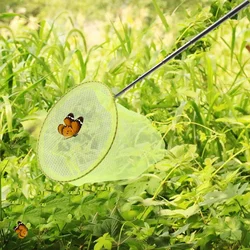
[38,81,165,185]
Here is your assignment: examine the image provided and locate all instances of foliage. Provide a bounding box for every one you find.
[1,0,250,249]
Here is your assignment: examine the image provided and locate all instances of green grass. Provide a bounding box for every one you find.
[1,0,250,249]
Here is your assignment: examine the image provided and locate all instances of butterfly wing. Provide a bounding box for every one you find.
[14,221,28,239]
[18,224,28,238]
[71,117,84,135]
[58,114,83,138]
[58,124,65,135]
[64,113,74,126]
[62,126,75,138]
[58,113,74,137]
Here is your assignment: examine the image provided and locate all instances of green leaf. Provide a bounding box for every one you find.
[218,217,242,243]
[152,0,169,31]
[167,144,198,164]
[123,180,148,198]
[0,13,25,19]
[0,218,11,229]
[94,233,114,250]
[160,204,199,218]
[171,223,191,237]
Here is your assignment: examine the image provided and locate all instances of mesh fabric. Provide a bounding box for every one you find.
[37,82,117,181]
[70,104,165,185]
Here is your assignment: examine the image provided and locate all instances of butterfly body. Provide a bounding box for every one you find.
[14,221,28,239]
[58,113,84,138]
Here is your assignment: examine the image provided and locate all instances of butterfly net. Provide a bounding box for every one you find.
[38,82,117,182]
[38,81,165,184]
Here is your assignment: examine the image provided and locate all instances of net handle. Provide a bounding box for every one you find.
[114,0,250,98]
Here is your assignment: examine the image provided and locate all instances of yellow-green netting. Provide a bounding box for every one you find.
[70,104,165,185]
[38,81,165,184]
[37,82,117,182]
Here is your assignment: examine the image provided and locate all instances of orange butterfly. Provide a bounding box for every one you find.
[58,113,84,138]
[13,221,28,239]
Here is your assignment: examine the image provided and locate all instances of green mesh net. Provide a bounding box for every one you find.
[38,82,117,182]
[38,81,165,184]
[70,104,165,185]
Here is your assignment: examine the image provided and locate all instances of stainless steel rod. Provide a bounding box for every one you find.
[114,0,250,98]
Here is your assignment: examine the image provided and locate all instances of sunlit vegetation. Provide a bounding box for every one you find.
[1,0,250,249]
